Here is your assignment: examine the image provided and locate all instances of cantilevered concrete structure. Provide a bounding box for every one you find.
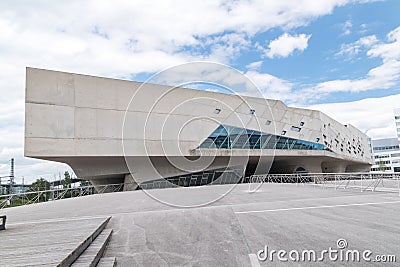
[25,68,373,189]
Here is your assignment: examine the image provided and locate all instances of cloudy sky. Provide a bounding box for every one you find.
[1,0,400,183]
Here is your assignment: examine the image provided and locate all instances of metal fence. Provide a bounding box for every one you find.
[0,183,131,209]
[2,172,399,209]
[140,168,243,189]
[248,172,400,196]
[0,169,243,209]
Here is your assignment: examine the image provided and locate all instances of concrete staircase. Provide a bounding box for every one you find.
[97,257,117,267]
[0,216,115,267]
[71,221,115,267]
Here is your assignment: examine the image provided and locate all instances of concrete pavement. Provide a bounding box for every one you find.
[2,183,400,266]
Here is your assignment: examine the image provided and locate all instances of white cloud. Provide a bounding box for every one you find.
[342,20,353,35]
[0,123,72,184]
[244,70,295,101]
[308,94,400,139]
[147,63,296,103]
[246,61,263,70]
[309,26,400,95]
[263,33,311,58]
[0,0,379,182]
[203,33,251,63]
[336,35,378,57]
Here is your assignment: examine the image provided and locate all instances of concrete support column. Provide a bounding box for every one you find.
[334,164,347,173]
[124,174,138,191]
[321,162,347,173]
[306,163,322,173]
[295,158,323,173]
[91,178,123,193]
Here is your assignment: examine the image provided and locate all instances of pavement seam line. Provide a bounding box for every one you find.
[235,200,400,214]
[248,253,261,267]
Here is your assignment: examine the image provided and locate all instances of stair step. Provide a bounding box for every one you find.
[97,257,117,267]
[59,217,111,267]
[71,228,113,267]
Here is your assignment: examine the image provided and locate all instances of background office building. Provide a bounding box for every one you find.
[395,108,400,142]
[371,108,400,173]
[371,138,400,172]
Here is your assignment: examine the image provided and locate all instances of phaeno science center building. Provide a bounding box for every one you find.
[24,66,373,190]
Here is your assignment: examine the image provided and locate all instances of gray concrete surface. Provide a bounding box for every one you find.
[25,68,372,186]
[2,184,400,266]
[0,217,110,266]
[97,257,116,267]
[71,229,113,267]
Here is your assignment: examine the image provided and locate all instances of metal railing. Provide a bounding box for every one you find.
[0,183,134,209]
[2,172,399,209]
[248,172,400,196]
[140,168,244,189]
[0,168,244,209]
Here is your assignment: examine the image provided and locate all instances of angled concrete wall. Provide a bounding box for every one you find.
[25,68,373,186]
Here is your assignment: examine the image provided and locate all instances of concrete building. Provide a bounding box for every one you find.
[370,109,400,173]
[24,68,373,189]
[395,108,400,142]
[371,138,400,172]
[0,183,29,195]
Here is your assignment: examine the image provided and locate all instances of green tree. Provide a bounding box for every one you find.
[29,178,50,191]
[61,171,74,198]
[27,178,51,202]
[378,160,387,171]
[62,171,71,189]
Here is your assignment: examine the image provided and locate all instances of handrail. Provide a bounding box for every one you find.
[248,173,400,196]
[0,182,138,209]
[2,173,399,209]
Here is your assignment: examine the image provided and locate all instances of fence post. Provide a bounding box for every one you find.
[398,175,400,197]
[335,174,337,190]
[361,174,363,192]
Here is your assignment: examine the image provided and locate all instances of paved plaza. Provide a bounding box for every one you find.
[2,183,400,266]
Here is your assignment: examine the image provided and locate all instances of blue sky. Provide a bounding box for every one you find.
[130,0,400,105]
[0,0,399,182]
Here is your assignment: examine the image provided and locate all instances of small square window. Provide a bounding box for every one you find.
[266,120,271,125]
[214,108,221,114]
[290,126,301,132]
[300,121,304,126]
[281,130,286,135]
[250,109,255,115]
